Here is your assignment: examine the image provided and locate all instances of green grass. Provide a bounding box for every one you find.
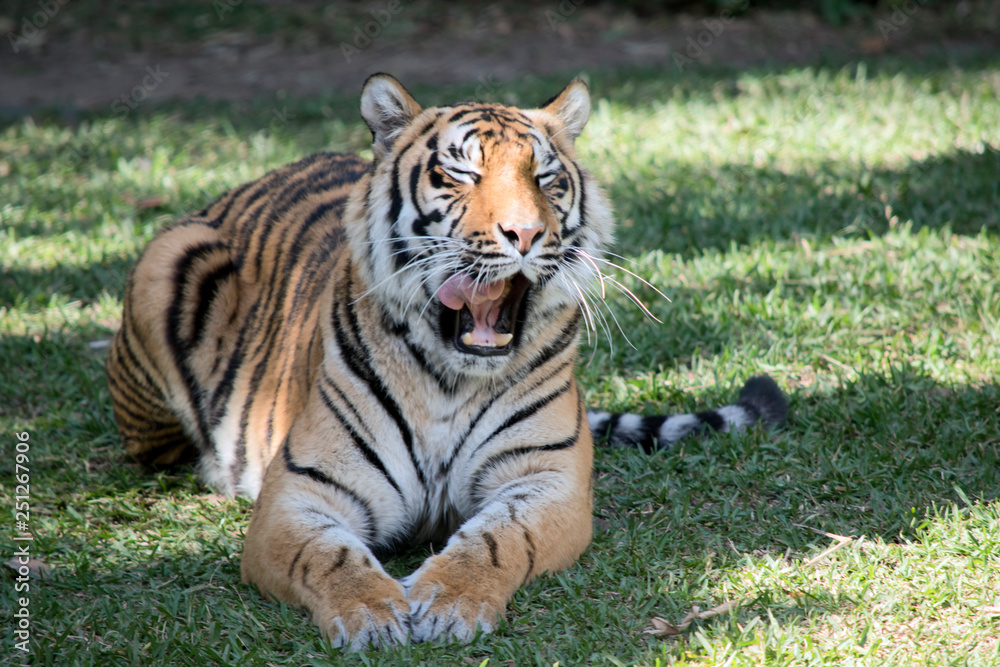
[2,54,1000,666]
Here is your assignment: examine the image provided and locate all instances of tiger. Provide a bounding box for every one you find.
[106,73,787,650]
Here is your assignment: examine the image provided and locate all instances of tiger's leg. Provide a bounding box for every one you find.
[406,398,594,643]
[107,222,236,467]
[241,405,410,650]
[106,321,194,465]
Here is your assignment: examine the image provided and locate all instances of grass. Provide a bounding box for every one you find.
[2,53,1000,666]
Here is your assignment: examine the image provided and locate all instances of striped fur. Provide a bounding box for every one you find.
[107,74,786,650]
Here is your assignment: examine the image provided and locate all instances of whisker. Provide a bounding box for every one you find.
[354,250,463,303]
[582,282,634,352]
[573,248,606,299]
[575,249,672,304]
[568,278,596,347]
[603,275,662,323]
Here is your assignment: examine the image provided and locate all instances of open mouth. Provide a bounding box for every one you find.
[437,273,530,356]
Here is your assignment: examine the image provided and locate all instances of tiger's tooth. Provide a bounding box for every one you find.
[461,332,513,348]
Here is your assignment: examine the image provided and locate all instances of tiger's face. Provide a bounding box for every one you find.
[350,74,613,377]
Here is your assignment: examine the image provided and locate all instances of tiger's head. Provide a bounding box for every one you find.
[348,74,614,377]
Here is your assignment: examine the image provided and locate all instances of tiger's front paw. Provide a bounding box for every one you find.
[317,573,410,651]
[403,556,506,644]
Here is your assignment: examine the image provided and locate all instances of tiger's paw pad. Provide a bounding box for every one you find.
[404,573,503,643]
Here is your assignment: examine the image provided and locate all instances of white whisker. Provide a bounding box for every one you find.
[575,248,672,304]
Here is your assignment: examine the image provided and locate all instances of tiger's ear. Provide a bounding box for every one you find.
[541,78,591,141]
[360,73,423,161]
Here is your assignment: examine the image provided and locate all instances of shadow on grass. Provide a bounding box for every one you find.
[612,146,1000,258]
[0,255,132,311]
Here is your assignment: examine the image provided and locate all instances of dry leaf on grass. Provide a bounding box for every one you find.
[646,526,855,638]
[5,557,53,579]
[644,600,739,637]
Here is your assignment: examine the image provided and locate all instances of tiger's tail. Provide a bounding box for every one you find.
[587,376,788,452]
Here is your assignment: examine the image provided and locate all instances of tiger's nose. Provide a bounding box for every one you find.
[499,223,544,256]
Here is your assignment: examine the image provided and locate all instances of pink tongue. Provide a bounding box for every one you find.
[436,275,506,346]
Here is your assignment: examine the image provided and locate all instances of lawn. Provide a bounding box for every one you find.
[2,54,1000,665]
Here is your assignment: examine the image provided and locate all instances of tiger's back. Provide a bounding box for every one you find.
[107,152,370,496]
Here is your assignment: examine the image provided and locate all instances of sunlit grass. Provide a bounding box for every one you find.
[1,57,999,665]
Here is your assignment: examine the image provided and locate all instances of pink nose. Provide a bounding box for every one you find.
[499,223,544,255]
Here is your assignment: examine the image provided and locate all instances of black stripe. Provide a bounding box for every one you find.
[332,269,427,487]
[471,380,572,458]
[638,415,669,453]
[287,534,319,579]
[188,259,237,349]
[258,225,344,453]
[387,147,414,270]
[524,310,581,369]
[210,203,300,430]
[438,386,498,478]
[217,176,278,232]
[390,320,458,395]
[697,410,725,432]
[249,164,360,276]
[120,304,172,396]
[522,529,536,584]
[575,167,587,231]
[230,197,342,482]
[208,161,361,429]
[108,380,172,427]
[130,425,187,444]
[199,181,253,225]
[471,403,582,502]
[328,546,349,573]
[318,378,402,496]
[107,350,164,414]
[208,298,255,421]
[440,321,577,478]
[448,108,479,124]
[483,532,500,568]
[245,174,319,277]
[166,241,228,449]
[282,439,376,538]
